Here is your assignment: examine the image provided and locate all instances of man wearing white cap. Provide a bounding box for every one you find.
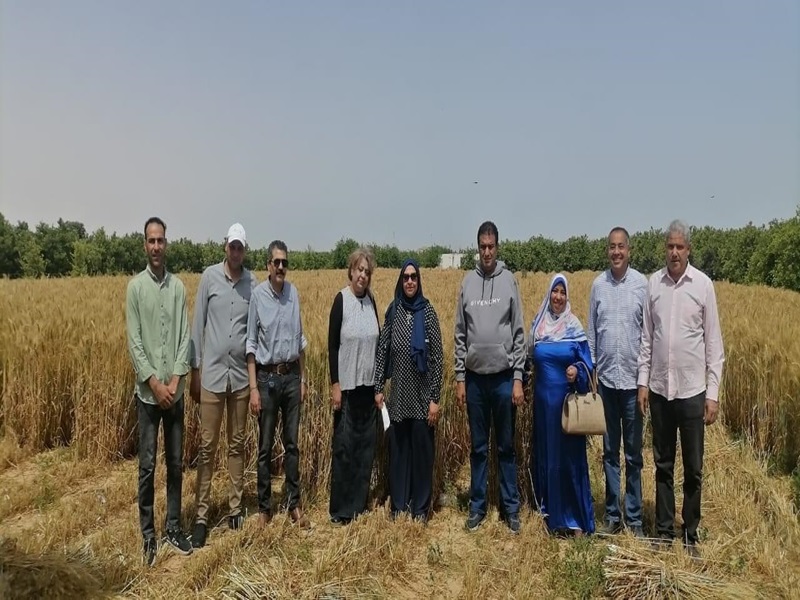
[189,223,258,547]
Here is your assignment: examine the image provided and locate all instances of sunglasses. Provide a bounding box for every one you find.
[271,258,289,269]
[402,272,418,282]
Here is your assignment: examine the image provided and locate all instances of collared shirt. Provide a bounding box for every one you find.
[588,266,648,390]
[246,278,308,365]
[126,266,191,405]
[190,261,258,393]
[637,263,725,401]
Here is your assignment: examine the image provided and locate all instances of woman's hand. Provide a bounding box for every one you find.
[427,401,439,427]
[566,365,578,383]
[331,383,342,411]
[375,392,385,409]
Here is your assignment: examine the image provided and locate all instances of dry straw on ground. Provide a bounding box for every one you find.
[1,269,799,598]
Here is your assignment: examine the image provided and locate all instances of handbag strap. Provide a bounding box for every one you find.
[574,361,598,396]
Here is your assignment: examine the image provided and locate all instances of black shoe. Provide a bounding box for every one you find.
[630,526,645,539]
[600,521,623,535]
[330,516,349,526]
[650,535,673,551]
[165,528,193,556]
[505,513,521,535]
[684,542,701,559]
[413,513,429,525]
[465,513,485,532]
[229,514,244,531]
[191,523,207,549]
[143,537,157,567]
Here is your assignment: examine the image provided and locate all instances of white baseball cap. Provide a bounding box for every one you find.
[226,223,246,246]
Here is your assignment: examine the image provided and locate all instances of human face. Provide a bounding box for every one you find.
[478,233,497,273]
[607,231,630,273]
[665,231,690,279]
[144,222,167,273]
[225,240,245,271]
[550,282,567,315]
[268,248,288,287]
[350,258,371,296]
[402,265,419,298]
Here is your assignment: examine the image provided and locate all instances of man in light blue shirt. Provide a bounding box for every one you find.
[587,227,647,537]
[246,240,310,529]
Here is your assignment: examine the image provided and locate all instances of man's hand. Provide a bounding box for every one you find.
[167,375,179,397]
[427,401,440,427]
[374,392,385,409]
[189,370,201,404]
[456,381,466,408]
[512,379,524,407]
[301,379,307,403]
[637,386,649,416]
[149,376,173,409]
[153,383,173,409]
[249,388,261,415]
[566,366,578,383]
[704,398,719,425]
[331,383,342,411]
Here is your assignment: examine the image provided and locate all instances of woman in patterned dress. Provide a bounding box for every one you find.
[374,259,444,522]
[327,248,380,525]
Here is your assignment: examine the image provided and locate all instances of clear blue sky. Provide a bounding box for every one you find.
[1,1,798,251]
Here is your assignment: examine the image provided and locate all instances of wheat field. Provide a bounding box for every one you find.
[1,268,799,599]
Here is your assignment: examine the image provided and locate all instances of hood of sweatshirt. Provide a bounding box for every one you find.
[474,260,507,301]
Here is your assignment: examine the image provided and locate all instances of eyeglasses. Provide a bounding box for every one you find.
[271,258,289,269]
[402,273,418,282]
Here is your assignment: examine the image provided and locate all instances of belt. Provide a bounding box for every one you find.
[257,360,299,375]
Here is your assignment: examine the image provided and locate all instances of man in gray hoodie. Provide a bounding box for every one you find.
[455,220,526,534]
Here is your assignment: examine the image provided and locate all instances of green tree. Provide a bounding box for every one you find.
[71,239,104,276]
[417,245,452,269]
[332,238,360,269]
[0,213,20,276]
[37,219,86,276]
[629,228,663,276]
[18,230,46,278]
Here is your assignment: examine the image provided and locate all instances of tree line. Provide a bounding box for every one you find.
[1,210,799,292]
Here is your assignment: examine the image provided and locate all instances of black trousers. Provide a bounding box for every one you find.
[256,369,302,513]
[329,386,378,520]
[650,391,705,544]
[137,397,184,540]
[388,418,435,518]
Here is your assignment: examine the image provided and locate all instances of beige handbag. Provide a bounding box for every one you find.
[561,362,606,435]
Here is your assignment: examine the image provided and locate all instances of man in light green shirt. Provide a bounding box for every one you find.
[125,216,192,566]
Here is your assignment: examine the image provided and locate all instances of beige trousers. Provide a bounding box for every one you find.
[195,383,249,523]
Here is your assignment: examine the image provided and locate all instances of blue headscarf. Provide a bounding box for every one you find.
[395,258,428,373]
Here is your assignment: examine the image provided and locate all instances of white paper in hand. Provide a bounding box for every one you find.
[381,405,391,431]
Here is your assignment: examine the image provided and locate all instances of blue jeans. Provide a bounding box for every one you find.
[600,383,643,527]
[466,370,520,518]
[256,369,302,513]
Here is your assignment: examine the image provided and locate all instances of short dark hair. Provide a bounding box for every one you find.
[608,227,630,245]
[477,221,499,245]
[267,240,288,260]
[144,217,166,237]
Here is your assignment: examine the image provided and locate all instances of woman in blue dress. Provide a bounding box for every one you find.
[529,273,595,536]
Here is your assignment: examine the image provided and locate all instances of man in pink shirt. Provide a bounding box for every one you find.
[637,219,724,558]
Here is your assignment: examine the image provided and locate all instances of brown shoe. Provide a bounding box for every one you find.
[290,507,310,529]
[258,511,272,526]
